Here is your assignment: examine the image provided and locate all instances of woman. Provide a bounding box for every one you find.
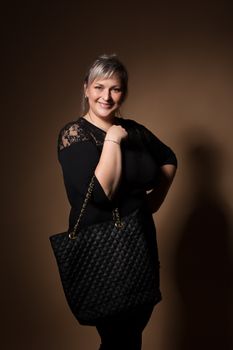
[57,54,177,349]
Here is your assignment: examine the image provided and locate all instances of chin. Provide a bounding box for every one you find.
[97,109,116,118]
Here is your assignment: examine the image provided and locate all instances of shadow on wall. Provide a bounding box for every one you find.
[173,131,233,350]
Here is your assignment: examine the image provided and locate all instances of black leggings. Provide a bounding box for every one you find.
[95,304,154,350]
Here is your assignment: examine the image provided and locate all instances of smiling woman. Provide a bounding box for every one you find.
[86,77,123,106]
[84,75,124,130]
[51,54,177,350]
[82,59,126,126]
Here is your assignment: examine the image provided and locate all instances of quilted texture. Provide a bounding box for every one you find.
[49,206,161,325]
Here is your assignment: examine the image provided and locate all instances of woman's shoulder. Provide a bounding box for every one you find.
[119,116,172,148]
[57,117,91,151]
[117,116,151,147]
[117,116,145,130]
[118,116,151,138]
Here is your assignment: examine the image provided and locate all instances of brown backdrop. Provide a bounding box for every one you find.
[2,1,233,349]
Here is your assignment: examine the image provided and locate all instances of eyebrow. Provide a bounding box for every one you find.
[94,83,121,87]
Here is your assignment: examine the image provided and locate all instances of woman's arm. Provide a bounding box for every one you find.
[146,164,177,214]
[94,125,128,200]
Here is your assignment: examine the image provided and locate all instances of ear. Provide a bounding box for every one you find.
[84,83,88,98]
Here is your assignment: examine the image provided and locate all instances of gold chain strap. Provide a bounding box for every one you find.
[69,175,95,239]
[112,207,124,229]
[69,175,124,239]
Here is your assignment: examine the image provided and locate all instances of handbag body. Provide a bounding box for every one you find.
[49,175,161,325]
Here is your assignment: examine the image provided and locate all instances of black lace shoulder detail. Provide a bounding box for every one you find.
[58,119,91,151]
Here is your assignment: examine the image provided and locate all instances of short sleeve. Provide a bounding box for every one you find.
[57,122,111,208]
[138,123,178,167]
[57,120,90,151]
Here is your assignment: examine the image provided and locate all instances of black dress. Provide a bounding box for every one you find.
[57,116,177,313]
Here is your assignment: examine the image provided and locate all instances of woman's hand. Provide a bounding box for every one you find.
[105,125,128,144]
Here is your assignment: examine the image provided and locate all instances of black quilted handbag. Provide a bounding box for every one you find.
[49,175,161,326]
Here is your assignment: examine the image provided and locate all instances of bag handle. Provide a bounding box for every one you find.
[69,175,123,240]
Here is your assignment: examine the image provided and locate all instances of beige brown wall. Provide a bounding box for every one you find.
[2,1,233,349]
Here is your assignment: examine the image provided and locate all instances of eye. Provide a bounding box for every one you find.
[94,86,103,90]
[113,88,121,93]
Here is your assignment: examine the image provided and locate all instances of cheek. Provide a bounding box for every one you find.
[88,91,99,101]
[114,93,123,103]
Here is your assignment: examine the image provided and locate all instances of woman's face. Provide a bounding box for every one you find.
[84,74,124,119]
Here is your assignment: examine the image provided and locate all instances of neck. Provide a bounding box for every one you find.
[87,111,115,132]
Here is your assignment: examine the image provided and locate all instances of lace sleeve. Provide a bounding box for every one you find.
[57,120,112,207]
[58,121,91,151]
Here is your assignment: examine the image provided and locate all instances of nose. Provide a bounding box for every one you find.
[102,89,112,101]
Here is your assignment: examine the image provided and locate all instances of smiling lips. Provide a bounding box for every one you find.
[99,102,113,109]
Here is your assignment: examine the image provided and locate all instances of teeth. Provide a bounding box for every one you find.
[100,103,111,107]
